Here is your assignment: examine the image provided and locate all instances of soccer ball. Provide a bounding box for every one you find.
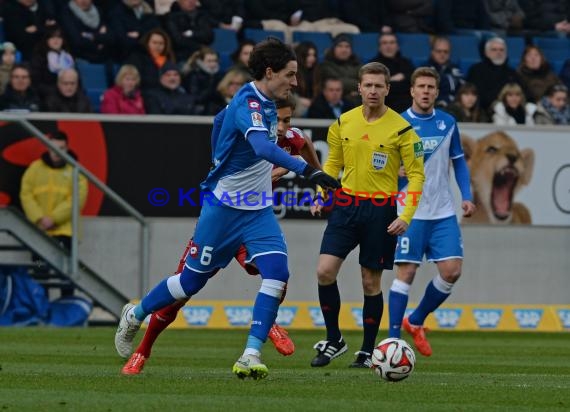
[371,338,416,382]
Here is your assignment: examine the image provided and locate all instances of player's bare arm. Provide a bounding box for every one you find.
[387,218,408,235]
[462,200,476,217]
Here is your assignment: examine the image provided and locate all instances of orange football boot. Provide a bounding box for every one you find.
[403,317,432,357]
[268,324,295,356]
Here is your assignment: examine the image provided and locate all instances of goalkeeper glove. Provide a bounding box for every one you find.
[302,165,341,191]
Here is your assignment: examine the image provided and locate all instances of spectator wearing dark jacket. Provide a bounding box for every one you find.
[200,0,245,31]
[181,47,224,115]
[107,0,160,61]
[243,0,296,29]
[59,0,113,63]
[319,34,361,103]
[517,45,561,103]
[519,0,570,35]
[125,28,176,91]
[425,36,464,107]
[466,37,523,112]
[307,77,356,119]
[0,64,41,112]
[386,0,434,33]
[435,0,491,35]
[164,0,214,62]
[444,82,490,122]
[340,0,391,33]
[484,0,525,35]
[143,61,197,114]
[2,0,56,61]
[30,26,75,99]
[43,68,93,112]
[369,33,415,113]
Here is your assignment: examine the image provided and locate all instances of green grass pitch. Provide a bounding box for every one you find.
[0,328,569,411]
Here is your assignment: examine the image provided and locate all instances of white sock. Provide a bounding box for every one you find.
[391,278,411,295]
[433,273,454,294]
[244,348,261,357]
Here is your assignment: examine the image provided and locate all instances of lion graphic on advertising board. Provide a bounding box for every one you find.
[461,131,534,224]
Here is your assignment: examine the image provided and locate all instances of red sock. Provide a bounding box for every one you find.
[135,299,187,358]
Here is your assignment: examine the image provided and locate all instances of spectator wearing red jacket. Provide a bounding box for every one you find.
[101,64,145,114]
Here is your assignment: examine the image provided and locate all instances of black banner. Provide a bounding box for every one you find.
[0,118,331,218]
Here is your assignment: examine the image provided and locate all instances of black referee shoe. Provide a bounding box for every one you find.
[349,351,373,368]
[310,338,348,367]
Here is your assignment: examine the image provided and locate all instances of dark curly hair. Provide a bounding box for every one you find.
[248,37,296,81]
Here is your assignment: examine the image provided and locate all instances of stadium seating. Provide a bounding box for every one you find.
[505,36,525,67]
[397,33,431,63]
[292,31,332,61]
[211,28,239,72]
[551,59,566,76]
[532,37,570,63]
[448,35,481,63]
[458,57,480,76]
[211,28,238,55]
[349,32,378,63]
[75,61,107,113]
[243,28,285,43]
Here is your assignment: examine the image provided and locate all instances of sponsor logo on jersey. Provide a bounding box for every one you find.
[557,309,570,329]
[473,309,502,328]
[421,136,444,154]
[251,112,263,127]
[276,307,297,326]
[248,99,260,110]
[434,308,462,328]
[351,308,363,327]
[181,306,213,326]
[513,309,543,329]
[309,306,325,326]
[224,306,253,326]
[436,120,446,130]
[372,151,388,170]
[413,141,424,158]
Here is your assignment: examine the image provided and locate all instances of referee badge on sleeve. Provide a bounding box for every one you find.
[413,141,424,158]
[372,151,388,170]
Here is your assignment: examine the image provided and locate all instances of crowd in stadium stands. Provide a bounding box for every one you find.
[0,0,569,124]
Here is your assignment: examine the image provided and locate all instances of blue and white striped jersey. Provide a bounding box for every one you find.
[399,108,464,220]
[201,82,278,210]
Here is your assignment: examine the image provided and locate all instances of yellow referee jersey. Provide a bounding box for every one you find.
[323,106,425,224]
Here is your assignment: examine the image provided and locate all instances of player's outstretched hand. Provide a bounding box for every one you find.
[387,218,408,236]
[302,165,341,191]
[462,200,476,217]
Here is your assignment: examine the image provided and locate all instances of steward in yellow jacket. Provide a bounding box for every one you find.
[20,132,88,239]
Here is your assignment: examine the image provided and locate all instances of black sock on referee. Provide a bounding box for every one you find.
[319,281,342,342]
[361,292,384,354]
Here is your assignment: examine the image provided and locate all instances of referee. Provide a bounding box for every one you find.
[310,62,425,368]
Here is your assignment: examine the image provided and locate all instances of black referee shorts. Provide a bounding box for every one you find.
[319,196,398,270]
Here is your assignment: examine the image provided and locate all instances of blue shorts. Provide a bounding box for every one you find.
[394,215,463,264]
[185,201,287,273]
[320,197,398,270]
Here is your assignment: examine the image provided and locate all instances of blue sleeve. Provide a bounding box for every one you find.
[210,108,227,160]
[452,156,472,202]
[247,130,307,175]
[449,124,464,159]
